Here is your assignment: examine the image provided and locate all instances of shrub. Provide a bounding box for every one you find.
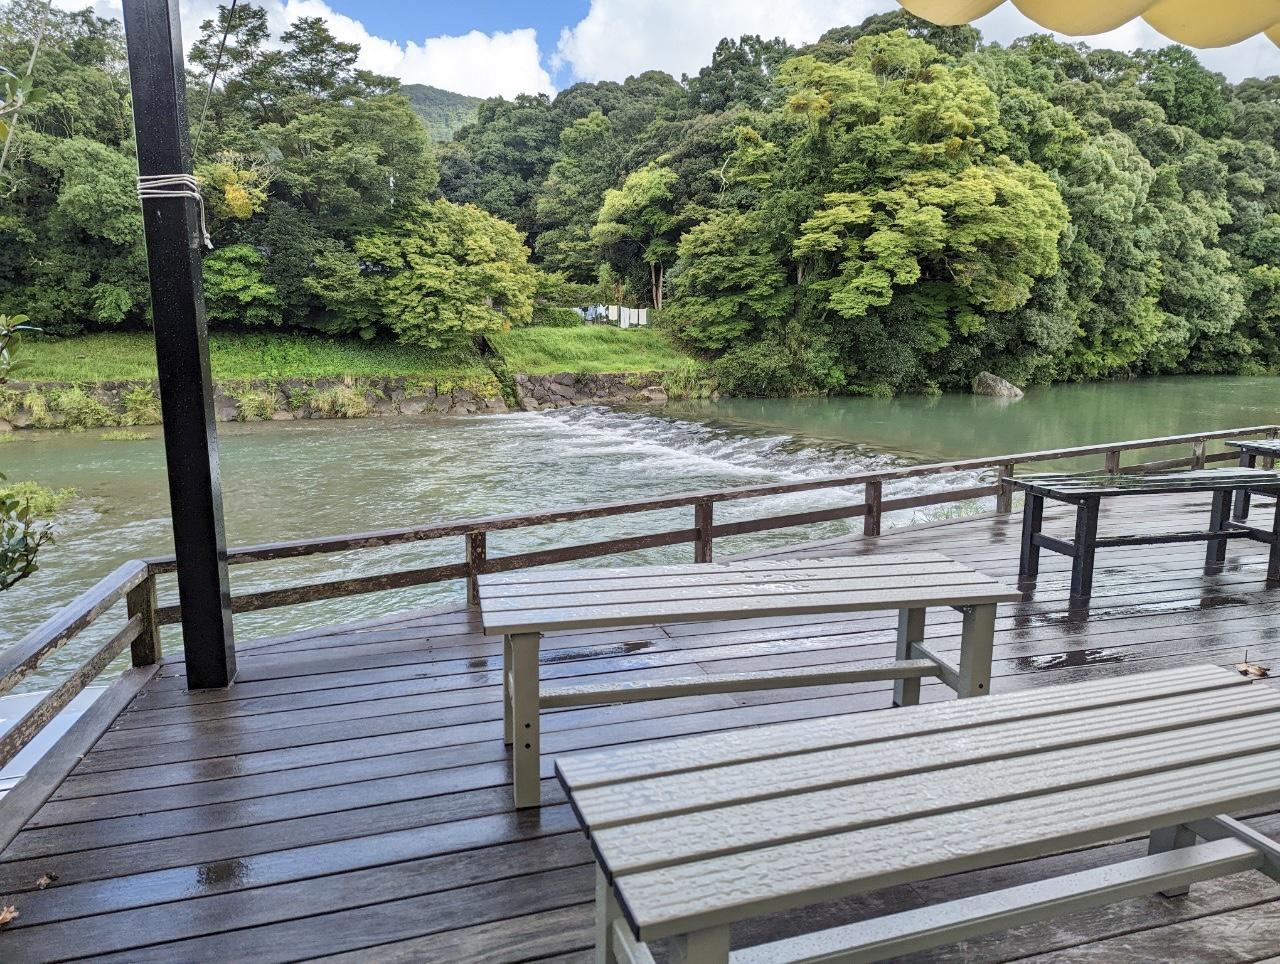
[122,385,162,425]
[662,360,716,399]
[51,387,114,429]
[22,391,53,428]
[530,305,583,328]
[103,429,151,441]
[0,480,76,517]
[231,388,276,421]
[309,384,373,418]
[712,325,844,397]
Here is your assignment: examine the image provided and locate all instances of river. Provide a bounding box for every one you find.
[2,374,1278,693]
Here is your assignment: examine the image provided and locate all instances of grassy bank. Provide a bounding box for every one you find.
[485,326,695,375]
[18,332,492,383]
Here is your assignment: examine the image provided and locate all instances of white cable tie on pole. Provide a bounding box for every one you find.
[136,174,213,249]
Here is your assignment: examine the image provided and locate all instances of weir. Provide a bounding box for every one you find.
[1,425,1279,958]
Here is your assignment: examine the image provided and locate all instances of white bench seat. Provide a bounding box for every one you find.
[479,553,1021,808]
[557,663,1280,962]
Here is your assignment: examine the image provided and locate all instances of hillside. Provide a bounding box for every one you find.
[401,83,483,141]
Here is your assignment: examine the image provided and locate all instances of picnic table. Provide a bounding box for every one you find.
[1007,467,1280,598]
[1228,438,1280,520]
[479,553,1020,807]
[559,663,1280,963]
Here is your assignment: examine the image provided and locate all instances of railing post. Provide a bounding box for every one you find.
[864,479,883,537]
[694,501,714,563]
[126,571,162,667]
[1104,450,1121,474]
[1191,439,1207,470]
[1266,428,1278,469]
[995,462,1015,514]
[466,531,486,607]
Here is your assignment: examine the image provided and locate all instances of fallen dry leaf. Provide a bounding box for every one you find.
[1236,661,1271,679]
[0,905,18,928]
[35,872,58,890]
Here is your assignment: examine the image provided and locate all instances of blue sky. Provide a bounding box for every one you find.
[67,0,1280,98]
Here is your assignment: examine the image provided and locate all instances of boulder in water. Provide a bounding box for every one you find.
[972,371,1024,399]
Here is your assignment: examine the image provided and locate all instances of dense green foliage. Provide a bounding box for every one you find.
[3,3,1280,395]
[401,83,482,141]
[435,14,1280,395]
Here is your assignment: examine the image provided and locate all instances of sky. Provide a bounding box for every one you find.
[60,0,1280,98]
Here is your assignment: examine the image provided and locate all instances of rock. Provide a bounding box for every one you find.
[398,397,432,416]
[271,410,297,421]
[552,372,575,386]
[972,371,1024,399]
[0,418,12,433]
[638,386,668,404]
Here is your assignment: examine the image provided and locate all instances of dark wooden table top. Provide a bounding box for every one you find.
[1005,468,1280,499]
[1228,439,1280,457]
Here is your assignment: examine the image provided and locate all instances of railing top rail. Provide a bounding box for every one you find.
[143,424,1280,571]
[0,559,148,697]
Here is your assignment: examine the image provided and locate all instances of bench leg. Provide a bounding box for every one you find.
[1018,493,1044,581]
[893,608,926,707]
[956,603,996,698]
[510,631,542,808]
[1148,824,1199,897]
[1270,495,1280,582]
[1234,451,1256,520]
[502,635,513,746]
[596,867,622,964]
[1206,489,1231,569]
[1070,497,1100,598]
[670,925,730,964]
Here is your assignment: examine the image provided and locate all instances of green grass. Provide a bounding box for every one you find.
[17,332,492,383]
[103,429,152,441]
[487,325,695,375]
[0,480,76,517]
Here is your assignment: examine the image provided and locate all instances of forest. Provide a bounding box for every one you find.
[3,1,1280,396]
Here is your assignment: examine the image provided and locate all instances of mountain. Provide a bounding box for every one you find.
[401,84,484,142]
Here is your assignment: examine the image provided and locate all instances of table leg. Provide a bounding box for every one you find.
[502,634,513,746]
[1070,497,1100,598]
[1206,489,1231,569]
[893,608,926,707]
[1018,493,1044,580]
[510,631,542,808]
[596,867,622,964]
[956,603,996,698]
[671,926,730,964]
[1148,825,1199,897]
[1270,495,1280,582]
[1235,451,1256,521]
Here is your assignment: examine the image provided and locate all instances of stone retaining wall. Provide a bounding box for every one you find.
[513,372,667,411]
[0,370,672,430]
[0,376,507,431]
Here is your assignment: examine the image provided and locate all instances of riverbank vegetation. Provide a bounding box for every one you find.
[3,3,1279,397]
[485,327,695,375]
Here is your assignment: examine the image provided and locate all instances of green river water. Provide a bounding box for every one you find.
[2,374,1277,692]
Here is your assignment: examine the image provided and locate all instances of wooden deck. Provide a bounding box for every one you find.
[3,494,1280,962]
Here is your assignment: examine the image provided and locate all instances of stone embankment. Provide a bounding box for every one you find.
[1,371,669,431]
[512,372,667,411]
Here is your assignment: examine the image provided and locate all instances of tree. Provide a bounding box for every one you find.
[356,199,538,348]
[592,165,683,309]
[202,244,283,328]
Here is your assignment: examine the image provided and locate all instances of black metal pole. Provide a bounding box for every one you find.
[122,0,236,688]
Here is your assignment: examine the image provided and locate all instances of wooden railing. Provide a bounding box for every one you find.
[1,422,1276,846]
[129,423,1276,616]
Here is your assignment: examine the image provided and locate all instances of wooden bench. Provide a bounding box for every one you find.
[557,663,1280,964]
[1228,438,1280,520]
[478,553,1020,807]
[1008,468,1280,598]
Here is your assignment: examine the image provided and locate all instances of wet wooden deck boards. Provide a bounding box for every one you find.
[3,493,1280,962]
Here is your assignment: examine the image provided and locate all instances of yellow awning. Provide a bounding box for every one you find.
[899,0,1280,49]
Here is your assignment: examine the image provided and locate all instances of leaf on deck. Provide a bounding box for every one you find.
[0,905,19,927]
[35,871,58,889]
[1236,661,1271,679]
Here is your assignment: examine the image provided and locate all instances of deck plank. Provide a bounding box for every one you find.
[3,491,1280,961]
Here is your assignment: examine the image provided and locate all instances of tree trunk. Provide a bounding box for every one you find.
[651,263,664,311]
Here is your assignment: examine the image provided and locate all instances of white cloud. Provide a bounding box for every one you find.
[554,0,1280,84]
[553,0,894,83]
[55,0,554,99]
